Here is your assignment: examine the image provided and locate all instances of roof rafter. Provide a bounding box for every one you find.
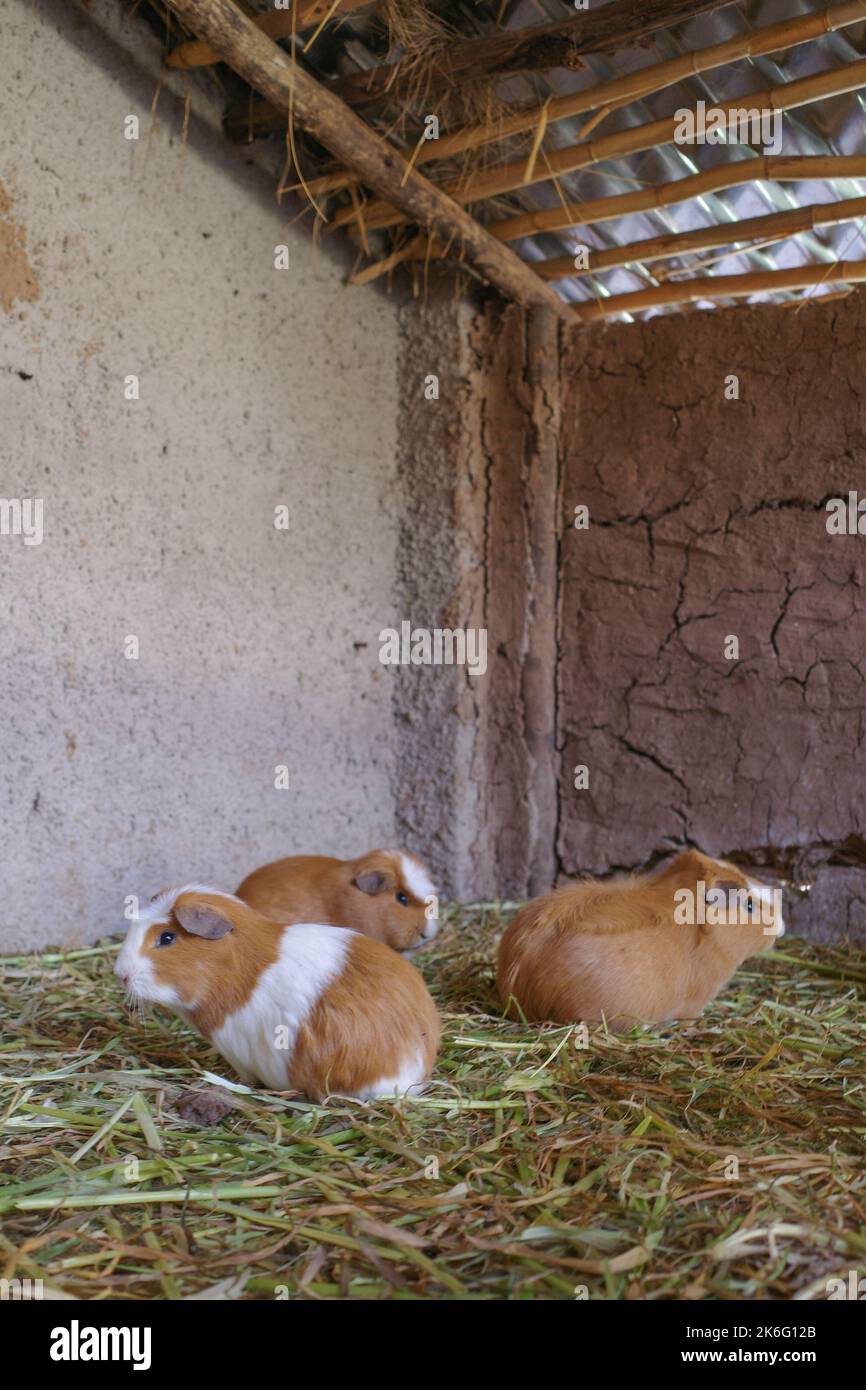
[534,195,866,282]
[573,259,866,320]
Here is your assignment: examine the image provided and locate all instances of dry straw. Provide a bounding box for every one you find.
[165,1,367,69]
[1,909,864,1299]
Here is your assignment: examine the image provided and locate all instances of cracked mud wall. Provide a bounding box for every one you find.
[558,295,866,942]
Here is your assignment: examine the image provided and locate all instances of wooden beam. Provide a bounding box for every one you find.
[535,195,866,281]
[573,259,866,320]
[301,0,866,201]
[523,305,561,898]
[160,0,570,319]
[333,0,737,110]
[165,0,367,70]
[478,304,562,898]
[343,56,866,233]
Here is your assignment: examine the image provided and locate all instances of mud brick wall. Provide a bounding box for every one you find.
[558,295,866,942]
[393,292,560,902]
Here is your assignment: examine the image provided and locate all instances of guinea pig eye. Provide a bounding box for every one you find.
[396,891,410,907]
[156,930,176,948]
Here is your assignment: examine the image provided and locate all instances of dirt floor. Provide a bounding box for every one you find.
[1,908,864,1300]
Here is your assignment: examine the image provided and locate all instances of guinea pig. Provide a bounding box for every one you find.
[115,885,441,1101]
[235,849,439,955]
[497,849,785,1028]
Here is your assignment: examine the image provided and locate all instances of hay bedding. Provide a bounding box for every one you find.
[1,908,864,1301]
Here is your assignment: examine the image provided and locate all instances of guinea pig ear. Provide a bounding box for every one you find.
[174,899,235,940]
[353,869,397,896]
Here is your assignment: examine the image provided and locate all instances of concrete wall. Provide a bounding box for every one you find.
[0,0,404,949]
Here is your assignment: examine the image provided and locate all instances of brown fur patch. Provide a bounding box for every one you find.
[236,849,433,952]
[145,892,281,1036]
[497,851,780,1026]
[288,933,441,1101]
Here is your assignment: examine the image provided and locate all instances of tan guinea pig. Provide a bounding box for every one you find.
[235,848,439,955]
[116,885,441,1101]
[497,850,785,1028]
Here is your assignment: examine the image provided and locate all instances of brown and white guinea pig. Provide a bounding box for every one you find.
[235,849,439,955]
[497,850,785,1028]
[115,885,441,1101]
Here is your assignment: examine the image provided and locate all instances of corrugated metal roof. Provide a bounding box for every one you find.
[205,0,866,318]
[500,0,866,317]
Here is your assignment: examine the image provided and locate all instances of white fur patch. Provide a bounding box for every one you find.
[396,851,436,904]
[211,923,350,1090]
[359,1049,429,1101]
[748,878,786,937]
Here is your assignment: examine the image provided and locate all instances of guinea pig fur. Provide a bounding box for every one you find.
[497,850,785,1028]
[115,886,441,1101]
[235,849,438,955]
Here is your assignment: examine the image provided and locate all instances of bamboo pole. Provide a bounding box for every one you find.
[344,54,866,233]
[535,194,866,281]
[165,0,367,69]
[486,154,866,244]
[303,0,866,204]
[159,0,571,319]
[371,156,866,282]
[573,259,866,321]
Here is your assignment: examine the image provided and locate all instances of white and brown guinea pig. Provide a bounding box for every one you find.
[497,850,785,1028]
[115,885,441,1101]
[235,849,438,955]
